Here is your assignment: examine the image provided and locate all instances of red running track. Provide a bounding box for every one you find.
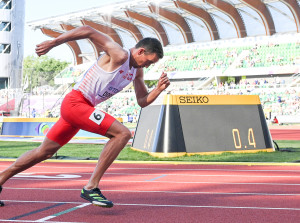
[269,128,300,140]
[1,161,300,223]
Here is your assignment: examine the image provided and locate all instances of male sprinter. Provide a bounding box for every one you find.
[0,25,170,208]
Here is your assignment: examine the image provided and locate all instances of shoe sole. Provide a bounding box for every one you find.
[80,194,113,208]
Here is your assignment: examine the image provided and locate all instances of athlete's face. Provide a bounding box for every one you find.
[133,48,160,68]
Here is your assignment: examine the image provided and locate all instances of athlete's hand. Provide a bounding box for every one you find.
[157,72,170,91]
[35,40,55,56]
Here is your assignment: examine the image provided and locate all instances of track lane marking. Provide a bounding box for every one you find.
[146,174,167,181]
[0,220,82,223]
[111,167,300,172]
[8,172,300,178]
[3,188,300,196]
[106,173,300,178]
[115,203,300,211]
[5,179,300,186]
[2,200,300,211]
[2,165,300,172]
[35,203,90,222]
[8,203,65,220]
[2,200,84,204]
[4,172,300,179]
[105,189,300,196]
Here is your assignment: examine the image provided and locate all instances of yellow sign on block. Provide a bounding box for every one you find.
[163,95,261,105]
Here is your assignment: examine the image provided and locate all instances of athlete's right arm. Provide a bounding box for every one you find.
[36,26,127,64]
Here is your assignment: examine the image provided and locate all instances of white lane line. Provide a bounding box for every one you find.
[35,203,90,222]
[105,189,300,196]
[9,172,300,178]
[14,174,81,179]
[2,165,300,172]
[147,174,167,181]
[111,167,300,173]
[1,200,300,211]
[6,178,300,186]
[4,187,300,196]
[1,200,85,204]
[7,172,300,178]
[106,173,300,178]
[0,220,83,223]
[115,203,300,211]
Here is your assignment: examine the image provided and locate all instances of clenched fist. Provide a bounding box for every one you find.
[157,72,170,91]
[35,40,55,56]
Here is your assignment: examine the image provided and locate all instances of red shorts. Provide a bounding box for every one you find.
[46,90,115,146]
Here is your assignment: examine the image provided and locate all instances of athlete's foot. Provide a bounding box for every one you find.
[80,187,113,208]
[0,186,4,207]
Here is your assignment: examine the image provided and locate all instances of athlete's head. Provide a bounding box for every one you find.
[131,37,164,68]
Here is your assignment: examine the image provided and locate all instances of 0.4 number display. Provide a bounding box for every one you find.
[232,128,256,149]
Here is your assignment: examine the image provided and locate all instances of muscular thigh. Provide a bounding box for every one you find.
[60,90,116,137]
[46,117,80,146]
[47,90,116,146]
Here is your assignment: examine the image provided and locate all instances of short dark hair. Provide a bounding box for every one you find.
[135,37,164,59]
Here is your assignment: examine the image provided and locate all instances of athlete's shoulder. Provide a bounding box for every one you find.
[108,48,128,68]
[121,48,130,63]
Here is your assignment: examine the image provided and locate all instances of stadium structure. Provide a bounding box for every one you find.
[3,0,300,123]
[0,0,25,89]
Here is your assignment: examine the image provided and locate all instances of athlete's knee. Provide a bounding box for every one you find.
[112,126,131,142]
[36,139,61,160]
[106,121,131,142]
[121,128,132,142]
[35,145,58,160]
[40,149,57,160]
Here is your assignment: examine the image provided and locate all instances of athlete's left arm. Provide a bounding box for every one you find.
[133,68,170,108]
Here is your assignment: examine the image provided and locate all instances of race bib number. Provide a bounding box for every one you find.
[89,109,105,125]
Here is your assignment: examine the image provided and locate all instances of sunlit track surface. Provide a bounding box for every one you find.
[1,161,300,223]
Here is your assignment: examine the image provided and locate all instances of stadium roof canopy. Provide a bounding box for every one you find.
[28,0,300,65]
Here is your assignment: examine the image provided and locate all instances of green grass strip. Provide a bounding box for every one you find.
[0,140,299,162]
